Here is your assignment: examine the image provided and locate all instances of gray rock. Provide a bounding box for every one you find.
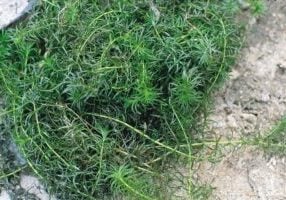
[0,0,36,29]
[238,0,251,10]
[0,190,11,200]
[20,175,57,200]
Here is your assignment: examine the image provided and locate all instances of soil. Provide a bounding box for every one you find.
[195,1,286,199]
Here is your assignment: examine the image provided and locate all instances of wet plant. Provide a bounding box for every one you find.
[0,0,242,199]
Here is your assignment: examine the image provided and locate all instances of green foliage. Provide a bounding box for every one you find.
[171,69,201,112]
[248,0,266,16]
[0,0,242,199]
[110,166,157,200]
[191,184,214,200]
[258,117,286,156]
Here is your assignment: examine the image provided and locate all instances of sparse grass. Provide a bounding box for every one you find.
[248,0,266,16]
[257,117,286,156]
[0,0,243,199]
[187,116,286,153]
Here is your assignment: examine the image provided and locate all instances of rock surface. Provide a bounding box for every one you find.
[0,0,34,29]
[20,175,56,200]
[0,190,11,200]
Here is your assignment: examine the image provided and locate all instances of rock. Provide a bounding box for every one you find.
[226,115,238,128]
[238,0,251,10]
[229,69,241,80]
[0,0,36,29]
[0,190,11,200]
[240,113,257,124]
[8,142,26,166]
[20,175,56,200]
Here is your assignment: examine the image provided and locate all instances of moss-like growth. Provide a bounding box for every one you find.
[0,0,241,199]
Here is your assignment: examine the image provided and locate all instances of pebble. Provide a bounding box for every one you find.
[0,190,11,200]
[20,175,56,200]
[227,115,238,128]
[238,0,251,10]
[0,0,35,29]
[241,113,257,124]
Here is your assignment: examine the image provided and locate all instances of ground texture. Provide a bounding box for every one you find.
[196,1,286,199]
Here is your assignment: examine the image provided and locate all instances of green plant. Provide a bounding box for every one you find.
[110,165,157,200]
[0,0,242,199]
[248,0,266,16]
[257,117,286,156]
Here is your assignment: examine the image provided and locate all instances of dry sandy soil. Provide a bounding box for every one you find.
[195,1,286,200]
[0,0,286,200]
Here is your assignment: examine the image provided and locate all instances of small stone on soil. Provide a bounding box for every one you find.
[0,190,11,200]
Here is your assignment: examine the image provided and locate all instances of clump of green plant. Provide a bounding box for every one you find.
[256,117,286,156]
[248,0,266,16]
[0,0,242,199]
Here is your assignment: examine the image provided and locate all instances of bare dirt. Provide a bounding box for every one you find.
[195,1,286,199]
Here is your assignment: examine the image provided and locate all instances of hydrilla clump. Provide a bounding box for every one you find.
[0,0,241,199]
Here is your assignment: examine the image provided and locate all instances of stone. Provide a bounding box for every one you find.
[0,0,35,29]
[0,190,11,200]
[20,175,56,200]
